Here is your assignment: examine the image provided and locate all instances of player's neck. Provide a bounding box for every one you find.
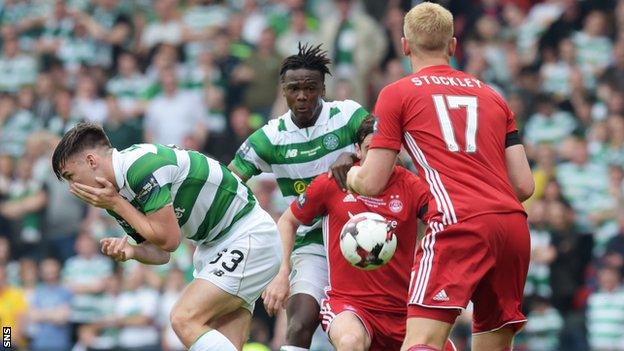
[409,56,450,74]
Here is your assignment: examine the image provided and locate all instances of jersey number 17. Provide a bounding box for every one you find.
[432,95,478,153]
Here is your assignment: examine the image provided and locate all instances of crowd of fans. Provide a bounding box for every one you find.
[0,0,623,350]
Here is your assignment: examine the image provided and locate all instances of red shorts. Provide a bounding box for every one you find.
[320,297,404,351]
[407,212,530,334]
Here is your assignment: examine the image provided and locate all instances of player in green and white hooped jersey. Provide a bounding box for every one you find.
[52,123,282,351]
[228,43,368,351]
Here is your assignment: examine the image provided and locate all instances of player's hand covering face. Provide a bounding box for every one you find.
[70,176,122,210]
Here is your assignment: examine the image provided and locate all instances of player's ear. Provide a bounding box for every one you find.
[86,153,97,169]
[448,37,457,57]
[401,37,411,56]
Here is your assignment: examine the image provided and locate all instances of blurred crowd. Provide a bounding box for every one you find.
[0,0,624,350]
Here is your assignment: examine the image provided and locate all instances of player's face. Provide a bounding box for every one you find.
[356,134,374,162]
[60,151,103,188]
[282,69,325,124]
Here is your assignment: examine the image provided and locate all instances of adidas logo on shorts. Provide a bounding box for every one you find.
[433,289,450,302]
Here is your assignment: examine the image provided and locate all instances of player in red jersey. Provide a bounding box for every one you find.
[264,117,456,351]
[347,3,534,351]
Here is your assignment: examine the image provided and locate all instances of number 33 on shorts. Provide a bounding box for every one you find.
[207,248,246,276]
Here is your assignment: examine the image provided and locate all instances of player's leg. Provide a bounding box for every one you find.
[284,293,320,348]
[470,213,530,351]
[471,327,515,351]
[211,307,253,349]
[282,251,328,349]
[402,219,491,350]
[319,298,372,351]
[327,311,371,351]
[176,207,282,350]
[170,278,244,350]
[401,317,453,350]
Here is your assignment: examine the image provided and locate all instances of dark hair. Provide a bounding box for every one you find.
[52,122,112,180]
[279,43,331,81]
[356,115,376,145]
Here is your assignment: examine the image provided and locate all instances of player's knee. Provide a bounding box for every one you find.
[335,332,367,351]
[170,305,202,340]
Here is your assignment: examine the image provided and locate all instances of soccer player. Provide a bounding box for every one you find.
[269,117,455,351]
[51,123,282,351]
[347,3,534,351]
[228,43,368,351]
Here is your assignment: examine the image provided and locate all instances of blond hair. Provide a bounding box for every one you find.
[404,2,454,52]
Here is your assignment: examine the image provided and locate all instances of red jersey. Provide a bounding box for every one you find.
[290,165,430,313]
[371,65,525,225]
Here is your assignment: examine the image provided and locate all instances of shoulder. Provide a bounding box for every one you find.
[309,173,333,190]
[254,111,290,141]
[331,99,363,112]
[378,78,412,100]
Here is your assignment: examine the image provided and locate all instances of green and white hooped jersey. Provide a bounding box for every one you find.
[231,99,368,255]
[108,144,256,246]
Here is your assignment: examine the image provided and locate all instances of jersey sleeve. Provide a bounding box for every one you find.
[371,85,403,151]
[126,149,177,214]
[290,175,330,225]
[230,129,272,179]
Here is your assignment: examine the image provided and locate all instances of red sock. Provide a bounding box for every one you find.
[407,345,440,351]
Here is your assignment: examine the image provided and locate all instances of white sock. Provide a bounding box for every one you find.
[189,329,237,351]
[280,347,309,351]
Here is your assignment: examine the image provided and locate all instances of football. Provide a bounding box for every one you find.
[339,212,397,270]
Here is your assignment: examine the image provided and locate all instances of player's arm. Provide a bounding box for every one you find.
[505,142,534,202]
[71,177,181,252]
[502,99,535,201]
[347,148,397,195]
[348,88,403,195]
[262,207,302,317]
[228,131,272,182]
[263,177,328,316]
[101,236,171,265]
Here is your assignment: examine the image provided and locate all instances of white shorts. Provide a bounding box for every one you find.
[193,205,282,312]
[289,248,328,305]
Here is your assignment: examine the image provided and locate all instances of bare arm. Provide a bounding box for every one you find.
[71,178,181,252]
[505,144,534,202]
[347,148,398,196]
[276,208,301,273]
[261,207,301,316]
[101,236,172,265]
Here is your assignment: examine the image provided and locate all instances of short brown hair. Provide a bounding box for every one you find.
[52,122,111,180]
[404,2,454,52]
[356,115,375,146]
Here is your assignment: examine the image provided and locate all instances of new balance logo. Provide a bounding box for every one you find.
[343,194,357,203]
[285,149,298,158]
[433,289,449,302]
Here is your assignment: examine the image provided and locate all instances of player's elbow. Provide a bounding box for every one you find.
[160,236,181,252]
[515,177,535,202]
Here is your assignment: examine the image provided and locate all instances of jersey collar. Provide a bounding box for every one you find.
[285,100,329,132]
[111,148,125,190]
